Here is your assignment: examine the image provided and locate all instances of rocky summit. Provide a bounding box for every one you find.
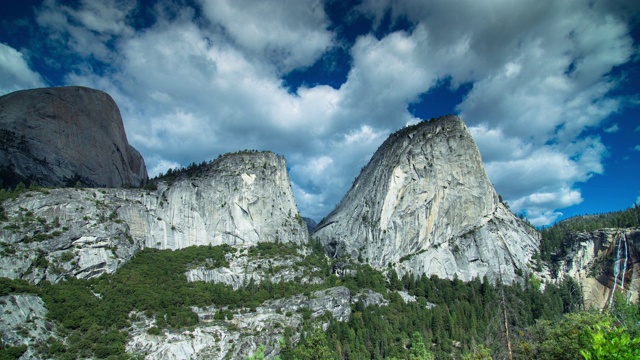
[0,86,147,188]
[313,115,540,283]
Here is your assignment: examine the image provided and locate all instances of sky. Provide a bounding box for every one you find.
[1,0,639,226]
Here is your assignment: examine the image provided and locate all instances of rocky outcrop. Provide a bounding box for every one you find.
[303,217,317,233]
[313,115,539,283]
[0,86,147,189]
[0,151,308,282]
[552,228,640,309]
[126,286,387,359]
[0,294,58,358]
[185,250,323,290]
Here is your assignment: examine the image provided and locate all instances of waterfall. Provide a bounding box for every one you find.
[608,234,623,309]
[621,233,628,291]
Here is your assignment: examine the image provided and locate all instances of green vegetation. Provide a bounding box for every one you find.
[1,229,638,359]
[0,344,27,359]
[248,241,299,258]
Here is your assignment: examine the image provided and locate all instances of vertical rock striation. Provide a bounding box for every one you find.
[0,86,147,188]
[552,228,640,309]
[0,151,308,282]
[124,151,307,249]
[313,115,539,283]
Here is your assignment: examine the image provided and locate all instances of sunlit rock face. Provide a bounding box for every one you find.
[0,86,147,188]
[0,151,308,282]
[125,286,387,360]
[552,228,640,309]
[313,115,539,283]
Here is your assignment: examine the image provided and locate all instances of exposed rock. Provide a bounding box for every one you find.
[396,290,417,303]
[0,294,58,358]
[0,86,147,188]
[185,251,323,290]
[0,151,308,282]
[552,228,640,310]
[313,115,539,283]
[126,286,387,359]
[303,217,317,233]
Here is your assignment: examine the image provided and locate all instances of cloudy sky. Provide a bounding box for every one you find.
[1,0,639,226]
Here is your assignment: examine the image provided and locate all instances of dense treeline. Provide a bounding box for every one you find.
[539,205,640,262]
[281,277,640,360]
[315,275,582,359]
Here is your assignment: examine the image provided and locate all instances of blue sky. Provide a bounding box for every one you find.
[1,0,639,226]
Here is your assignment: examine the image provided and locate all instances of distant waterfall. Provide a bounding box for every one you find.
[621,233,628,292]
[608,233,629,309]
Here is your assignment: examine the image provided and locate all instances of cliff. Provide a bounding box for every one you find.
[0,151,308,282]
[313,115,540,283]
[552,228,640,309]
[0,86,147,188]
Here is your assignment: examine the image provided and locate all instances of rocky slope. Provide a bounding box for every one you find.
[313,115,540,283]
[552,228,640,309]
[126,286,387,360]
[0,294,58,359]
[0,86,147,188]
[0,151,308,282]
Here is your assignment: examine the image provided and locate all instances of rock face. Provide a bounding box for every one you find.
[0,86,147,188]
[313,115,539,283]
[0,151,308,282]
[303,217,318,233]
[553,228,640,309]
[0,294,58,358]
[126,286,387,360]
[185,250,323,290]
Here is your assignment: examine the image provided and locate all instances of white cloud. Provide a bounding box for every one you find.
[0,43,46,95]
[355,0,635,224]
[634,145,640,152]
[198,0,333,73]
[23,0,639,225]
[148,158,181,178]
[604,124,620,133]
[35,0,136,62]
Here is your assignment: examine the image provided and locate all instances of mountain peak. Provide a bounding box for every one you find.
[0,86,148,188]
[314,115,538,283]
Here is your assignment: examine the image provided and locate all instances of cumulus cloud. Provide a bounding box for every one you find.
[197,0,333,73]
[7,0,638,225]
[356,0,636,225]
[35,0,136,62]
[0,43,46,95]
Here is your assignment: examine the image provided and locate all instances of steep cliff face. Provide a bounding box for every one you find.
[313,115,539,283]
[553,228,640,309]
[0,86,147,188]
[0,151,308,282]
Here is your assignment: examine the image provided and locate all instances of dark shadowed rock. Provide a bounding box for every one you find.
[0,86,147,188]
[303,217,318,232]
